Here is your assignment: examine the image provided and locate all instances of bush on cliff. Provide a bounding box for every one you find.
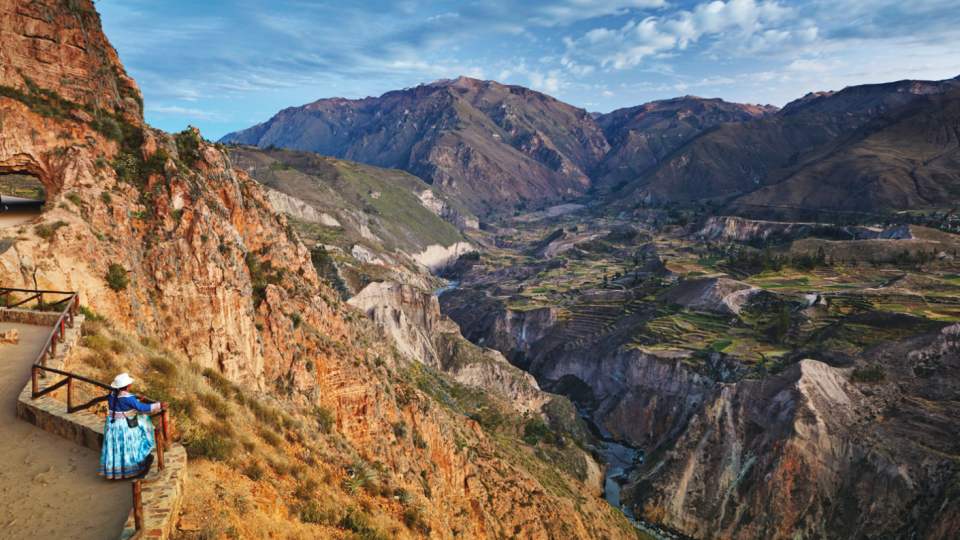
[105,263,130,292]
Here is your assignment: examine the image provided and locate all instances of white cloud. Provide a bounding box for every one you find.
[602,90,615,97]
[564,0,810,69]
[146,104,230,122]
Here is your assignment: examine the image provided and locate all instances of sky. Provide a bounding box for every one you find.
[96,0,960,141]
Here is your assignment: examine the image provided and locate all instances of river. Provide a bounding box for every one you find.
[582,413,696,540]
[435,279,690,539]
[433,280,459,297]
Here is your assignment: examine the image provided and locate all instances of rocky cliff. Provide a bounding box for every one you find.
[0,2,635,538]
[632,347,960,540]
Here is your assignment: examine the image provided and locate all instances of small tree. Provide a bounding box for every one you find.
[105,263,130,292]
[776,306,791,341]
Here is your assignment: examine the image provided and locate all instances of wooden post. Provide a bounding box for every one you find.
[155,427,165,471]
[31,366,38,397]
[67,377,73,411]
[132,480,143,531]
[37,292,42,311]
[161,410,169,446]
[60,318,65,342]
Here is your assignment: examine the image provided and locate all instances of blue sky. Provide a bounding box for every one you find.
[97,0,960,140]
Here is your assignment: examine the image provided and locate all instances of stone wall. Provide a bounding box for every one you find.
[13,310,188,540]
[0,308,63,326]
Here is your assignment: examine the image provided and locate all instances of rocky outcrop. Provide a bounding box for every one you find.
[348,281,554,413]
[696,216,816,242]
[263,187,340,226]
[629,355,959,539]
[657,277,757,315]
[411,241,473,273]
[416,188,478,232]
[0,328,17,345]
[0,0,142,118]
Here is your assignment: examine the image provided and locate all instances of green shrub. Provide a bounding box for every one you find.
[522,417,549,445]
[108,339,126,355]
[259,427,283,447]
[83,333,110,351]
[79,305,108,323]
[105,263,130,292]
[175,128,202,167]
[851,364,886,383]
[244,461,266,481]
[299,500,335,524]
[148,356,178,378]
[202,367,234,397]
[100,192,112,204]
[289,312,302,329]
[182,422,235,461]
[402,507,430,535]
[35,225,53,239]
[82,350,115,371]
[65,193,81,206]
[308,405,336,434]
[198,392,231,419]
[338,508,372,533]
[247,398,283,431]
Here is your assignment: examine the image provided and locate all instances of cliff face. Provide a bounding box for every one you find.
[631,345,960,540]
[0,0,141,116]
[0,3,634,538]
[348,282,554,415]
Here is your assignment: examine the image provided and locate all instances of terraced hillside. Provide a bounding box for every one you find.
[440,204,960,538]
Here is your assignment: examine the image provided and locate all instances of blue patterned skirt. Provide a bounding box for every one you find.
[100,415,155,479]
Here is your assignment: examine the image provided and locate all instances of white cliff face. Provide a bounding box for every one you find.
[264,188,340,227]
[416,189,478,232]
[411,242,473,273]
[348,282,573,416]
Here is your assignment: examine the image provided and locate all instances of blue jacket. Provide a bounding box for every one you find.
[108,391,159,418]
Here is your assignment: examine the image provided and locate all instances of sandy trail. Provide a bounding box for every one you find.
[0,322,129,539]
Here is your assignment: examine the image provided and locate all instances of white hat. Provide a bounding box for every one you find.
[111,373,135,389]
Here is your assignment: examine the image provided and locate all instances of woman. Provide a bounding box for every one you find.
[100,373,168,480]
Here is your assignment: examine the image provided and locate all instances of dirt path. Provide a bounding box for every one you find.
[0,323,130,539]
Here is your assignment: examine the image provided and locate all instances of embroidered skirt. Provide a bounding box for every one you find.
[100,415,155,479]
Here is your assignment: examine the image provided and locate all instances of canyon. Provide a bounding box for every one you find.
[2,1,960,539]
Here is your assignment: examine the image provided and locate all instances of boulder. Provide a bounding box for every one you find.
[0,328,19,345]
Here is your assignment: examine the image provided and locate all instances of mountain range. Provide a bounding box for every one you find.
[222,74,960,217]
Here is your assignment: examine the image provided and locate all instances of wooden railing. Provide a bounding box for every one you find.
[10,287,170,535]
[1,287,79,369]
[29,364,170,448]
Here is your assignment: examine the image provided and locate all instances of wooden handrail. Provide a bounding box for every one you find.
[0,286,82,295]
